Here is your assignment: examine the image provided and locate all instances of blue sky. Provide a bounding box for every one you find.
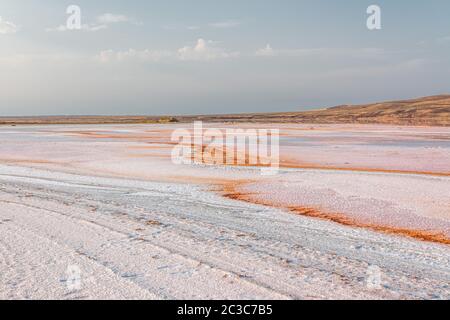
[1,0,450,116]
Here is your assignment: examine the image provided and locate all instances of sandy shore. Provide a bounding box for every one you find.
[0,123,449,299]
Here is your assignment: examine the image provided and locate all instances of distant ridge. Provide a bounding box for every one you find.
[1,95,450,126]
[188,95,450,126]
[226,94,450,126]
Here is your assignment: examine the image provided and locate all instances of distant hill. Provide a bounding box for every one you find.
[1,95,449,126]
[186,95,450,126]
[293,94,450,126]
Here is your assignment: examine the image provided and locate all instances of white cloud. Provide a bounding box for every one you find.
[209,20,241,28]
[0,16,18,34]
[45,25,69,32]
[178,39,239,61]
[255,44,275,57]
[96,41,388,65]
[97,39,239,63]
[97,13,129,24]
[46,13,131,32]
[46,24,108,32]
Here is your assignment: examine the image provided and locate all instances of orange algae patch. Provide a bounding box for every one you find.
[289,207,450,245]
[220,181,450,245]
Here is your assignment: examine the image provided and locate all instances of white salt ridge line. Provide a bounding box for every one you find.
[0,173,120,191]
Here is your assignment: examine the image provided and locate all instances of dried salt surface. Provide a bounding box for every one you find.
[0,124,450,299]
[278,125,450,173]
[1,165,450,300]
[237,170,450,235]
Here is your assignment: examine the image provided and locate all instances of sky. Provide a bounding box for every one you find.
[0,0,450,116]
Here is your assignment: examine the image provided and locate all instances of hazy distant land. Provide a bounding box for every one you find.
[2,95,450,126]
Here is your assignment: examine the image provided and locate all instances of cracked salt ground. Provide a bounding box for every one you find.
[0,165,449,299]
